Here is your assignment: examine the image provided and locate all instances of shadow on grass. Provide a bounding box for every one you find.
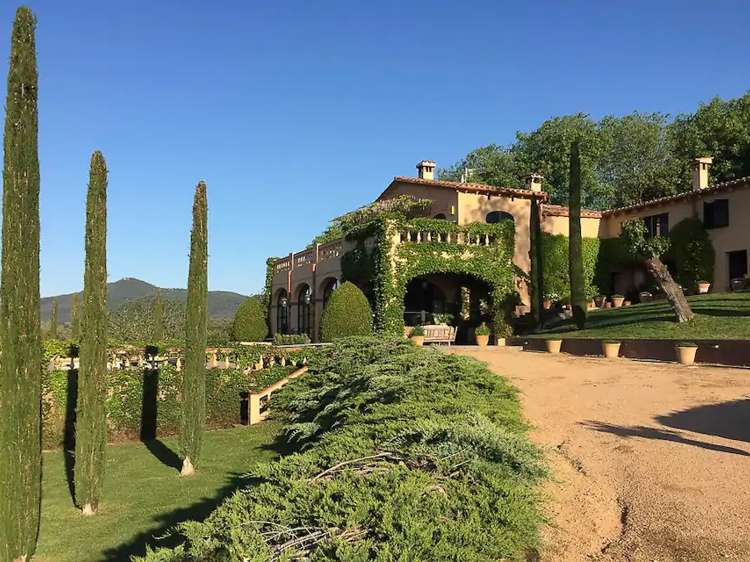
[657,398,750,444]
[140,368,182,471]
[581,420,750,456]
[144,440,182,471]
[101,472,260,561]
[63,369,78,507]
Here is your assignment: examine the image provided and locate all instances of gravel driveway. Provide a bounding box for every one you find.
[451,347,750,562]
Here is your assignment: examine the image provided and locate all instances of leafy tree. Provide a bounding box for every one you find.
[307,223,343,249]
[320,282,373,342]
[568,142,586,329]
[232,298,268,342]
[528,196,544,329]
[71,292,80,338]
[110,296,185,343]
[438,143,522,187]
[50,297,58,339]
[620,219,694,322]
[75,151,108,516]
[180,182,208,476]
[153,287,163,342]
[0,8,43,560]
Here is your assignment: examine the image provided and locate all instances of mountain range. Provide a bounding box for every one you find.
[40,278,249,322]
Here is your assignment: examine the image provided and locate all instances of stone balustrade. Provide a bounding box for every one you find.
[273,239,343,273]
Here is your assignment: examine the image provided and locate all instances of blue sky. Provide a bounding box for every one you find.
[1,1,748,297]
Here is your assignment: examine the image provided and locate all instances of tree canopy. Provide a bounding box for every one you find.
[439,93,750,210]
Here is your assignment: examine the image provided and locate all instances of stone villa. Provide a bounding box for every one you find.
[270,157,749,340]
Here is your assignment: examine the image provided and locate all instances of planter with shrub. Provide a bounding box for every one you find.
[593,295,605,308]
[675,341,698,365]
[409,325,425,346]
[601,339,621,359]
[475,323,491,347]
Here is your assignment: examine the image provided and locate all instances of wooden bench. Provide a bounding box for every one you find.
[422,325,457,345]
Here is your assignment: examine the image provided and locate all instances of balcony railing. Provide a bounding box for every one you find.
[274,239,343,274]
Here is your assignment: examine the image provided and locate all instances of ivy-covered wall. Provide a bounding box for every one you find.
[342,217,517,337]
[541,233,601,300]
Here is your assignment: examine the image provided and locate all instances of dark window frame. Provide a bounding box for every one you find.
[276,290,288,335]
[704,199,729,229]
[643,212,669,237]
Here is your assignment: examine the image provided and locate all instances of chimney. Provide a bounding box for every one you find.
[525,173,543,193]
[416,160,436,180]
[692,157,713,191]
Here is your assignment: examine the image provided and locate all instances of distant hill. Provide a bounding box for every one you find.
[41,278,249,322]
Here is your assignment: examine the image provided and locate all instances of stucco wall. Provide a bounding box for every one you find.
[541,214,603,238]
[385,182,459,220]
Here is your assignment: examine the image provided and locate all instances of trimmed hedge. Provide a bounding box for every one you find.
[272,333,311,345]
[320,281,373,342]
[138,337,546,561]
[232,298,268,342]
[541,233,601,301]
[41,364,299,449]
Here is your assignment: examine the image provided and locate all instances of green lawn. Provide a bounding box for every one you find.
[36,422,283,562]
[541,291,750,340]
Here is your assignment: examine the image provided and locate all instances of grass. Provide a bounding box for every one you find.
[35,422,283,562]
[539,291,750,340]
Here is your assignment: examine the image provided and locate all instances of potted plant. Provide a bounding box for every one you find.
[545,335,563,354]
[697,280,710,294]
[604,301,612,309]
[639,291,652,303]
[675,341,698,365]
[623,300,631,307]
[543,298,552,310]
[611,294,625,308]
[432,313,453,325]
[409,325,425,346]
[731,277,746,291]
[601,339,621,359]
[475,324,491,347]
[594,294,605,308]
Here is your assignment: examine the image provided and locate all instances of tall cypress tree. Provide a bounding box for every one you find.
[529,195,544,330]
[568,141,587,329]
[50,297,58,339]
[180,182,208,476]
[74,151,108,515]
[0,7,43,560]
[153,287,163,342]
[71,293,80,338]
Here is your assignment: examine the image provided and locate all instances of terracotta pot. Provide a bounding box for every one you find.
[594,295,605,308]
[475,334,489,347]
[587,301,595,310]
[601,342,621,359]
[676,345,698,365]
[543,299,551,310]
[697,282,710,294]
[604,302,612,309]
[546,340,562,354]
[612,297,624,308]
[623,300,631,307]
[411,336,425,347]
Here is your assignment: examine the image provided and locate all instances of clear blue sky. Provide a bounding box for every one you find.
[1,1,748,297]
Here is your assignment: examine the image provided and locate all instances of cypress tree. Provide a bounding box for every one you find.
[568,141,587,329]
[153,287,163,342]
[50,297,58,339]
[0,7,43,560]
[74,151,108,516]
[71,293,80,338]
[529,195,544,330]
[180,182,208,476]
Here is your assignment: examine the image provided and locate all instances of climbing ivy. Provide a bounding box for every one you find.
[667,217,715,288]
[342,217,517,337]
[541,233,601,301]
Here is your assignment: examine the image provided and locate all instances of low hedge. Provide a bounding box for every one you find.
[138,337,546,561]
[320,281,373,342]
[231,298,269,342]
[42,364,301,449]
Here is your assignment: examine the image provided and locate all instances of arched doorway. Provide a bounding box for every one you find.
[321,278,339,310]
[276,289,289,335]
[485,211,514,224]
[404,277,446,326]
[433,213,447,220]
[297,284,312,336]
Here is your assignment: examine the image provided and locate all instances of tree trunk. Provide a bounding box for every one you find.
[568,141,587,329]
[529,195,544,331]
[644,257,695,322]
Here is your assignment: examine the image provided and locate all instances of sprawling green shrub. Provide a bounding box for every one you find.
[320,281,373,342]
[137,337,545,561]
[110,296,186,342]
[272,333,310,345]
[232,298,268,342]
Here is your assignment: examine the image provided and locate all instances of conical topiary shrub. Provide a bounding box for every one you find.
[232,298,268,342]
[320,282,373,342]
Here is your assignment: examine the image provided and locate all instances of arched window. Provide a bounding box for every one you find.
[297,285,312,336]
[276,290,289,335]
[322,279,339,309]
[433,213,447,220]
[485,211,514,224]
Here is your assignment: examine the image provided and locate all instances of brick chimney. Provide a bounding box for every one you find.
[525,173,543,192]
[692,157,713,191]
[416,160,436,180]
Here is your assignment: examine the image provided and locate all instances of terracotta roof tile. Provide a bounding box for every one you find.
[602,176,750,216]
[380,176,548,201]
[542,204,602,218]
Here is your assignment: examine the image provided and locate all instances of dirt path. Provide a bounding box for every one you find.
[450,347,750,562]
